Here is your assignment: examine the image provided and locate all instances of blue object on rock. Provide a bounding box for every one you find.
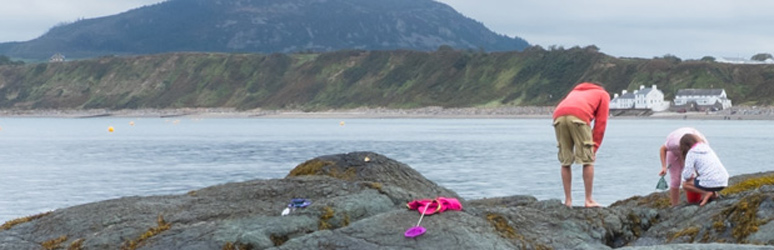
[289,198,311,208]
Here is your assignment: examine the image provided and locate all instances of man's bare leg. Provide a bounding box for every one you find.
[562,165,572,207]
[583,164,601,207]
[683,179,712,206]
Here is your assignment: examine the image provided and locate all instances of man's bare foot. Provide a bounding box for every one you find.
[585,200,601,208]
[700,193,713,206]
[565,199,572,207]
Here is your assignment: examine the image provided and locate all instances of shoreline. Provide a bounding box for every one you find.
[1,106,774,120]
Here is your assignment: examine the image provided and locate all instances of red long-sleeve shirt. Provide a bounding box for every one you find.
[553,83,610,152]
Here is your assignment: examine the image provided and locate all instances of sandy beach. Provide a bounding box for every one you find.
[1,105,773,120]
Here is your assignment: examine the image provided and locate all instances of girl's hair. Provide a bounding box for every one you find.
[679,133,703,159]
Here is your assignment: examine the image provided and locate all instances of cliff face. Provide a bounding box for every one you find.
[2,151,774,249]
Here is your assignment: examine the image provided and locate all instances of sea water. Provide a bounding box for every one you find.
[0,117,771,222]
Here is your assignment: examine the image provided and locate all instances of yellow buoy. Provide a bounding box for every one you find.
[340,121,345,126]
[129,121,135,126]
[108,126,115,132]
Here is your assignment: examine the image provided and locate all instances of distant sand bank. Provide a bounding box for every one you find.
[1,106,773,120]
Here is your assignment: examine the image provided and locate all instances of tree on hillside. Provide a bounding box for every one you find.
[0,55,24,66]
[583,45,600,53]
[700,56,716,62]
[437,45,454,52]
[751,53,773,61]
[523,45,546,53]
[658,54,682,63]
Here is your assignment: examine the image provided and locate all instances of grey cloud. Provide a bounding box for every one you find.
[436,0,774,59]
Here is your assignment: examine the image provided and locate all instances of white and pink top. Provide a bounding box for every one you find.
[682,142,729,188]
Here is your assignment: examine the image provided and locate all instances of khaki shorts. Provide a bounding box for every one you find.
[553,115,595,166]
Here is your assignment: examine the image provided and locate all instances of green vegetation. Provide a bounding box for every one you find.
[69,238,85,250]
[721,174,774,196]
[319,206,336,230]
[0,55,24,66]
[1,48,773,110]
[222,242,252,250]
[668,226,700,243]
[363,182,384,192]
[287,159,356,181]
[121,214,171,250]
[713,193,769,243]
[41,235,68,250]
[1,211,52,231]
[485,213,551,250]
[751,53,773,62]
[610,193,671,210]
[270,234,289,246]
[486,213,521,239]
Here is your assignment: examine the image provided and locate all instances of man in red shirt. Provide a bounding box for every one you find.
[552,82,610,207]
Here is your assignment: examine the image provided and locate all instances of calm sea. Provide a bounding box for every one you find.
[0,117,771,222]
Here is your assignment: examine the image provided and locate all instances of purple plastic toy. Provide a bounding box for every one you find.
[404,203,431,238]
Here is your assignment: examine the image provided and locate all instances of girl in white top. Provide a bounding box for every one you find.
[659,127,707,206]
[679,133,729,206]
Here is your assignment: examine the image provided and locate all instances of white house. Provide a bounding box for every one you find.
[609,85,670,111]
[673,89,733,111]
[49,53,65,62]
[716,57,774,65]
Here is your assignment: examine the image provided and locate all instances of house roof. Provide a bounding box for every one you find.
[676,89,724,96]
[637,88,654,96]
[616,92,635,99]
[613,87,659,100]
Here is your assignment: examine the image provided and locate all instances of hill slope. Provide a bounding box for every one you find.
[0,47,773,110]
[0,0,528,61]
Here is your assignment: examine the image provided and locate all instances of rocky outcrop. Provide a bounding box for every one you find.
[2,151,774,249]
[612,172,774,247]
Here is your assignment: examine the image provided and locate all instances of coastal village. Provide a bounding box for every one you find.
[609,85,733,116]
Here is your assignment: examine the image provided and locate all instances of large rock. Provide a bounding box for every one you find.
[2,151,774,249]
[611,173,774,248]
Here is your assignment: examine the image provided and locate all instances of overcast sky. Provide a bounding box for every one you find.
[1,0,772,59]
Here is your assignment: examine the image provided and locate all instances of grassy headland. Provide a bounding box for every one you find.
[0,47,772,112]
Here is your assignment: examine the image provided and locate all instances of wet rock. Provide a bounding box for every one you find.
[1,152,774,249]
[619,172,774,247]
[619,243,774,250]
[276,210,518,250]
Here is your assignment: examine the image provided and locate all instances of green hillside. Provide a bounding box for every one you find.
[0,47,772,110]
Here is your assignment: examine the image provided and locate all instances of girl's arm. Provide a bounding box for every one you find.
[659,145,668,176]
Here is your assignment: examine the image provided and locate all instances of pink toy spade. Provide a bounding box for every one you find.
[404,202,431,238]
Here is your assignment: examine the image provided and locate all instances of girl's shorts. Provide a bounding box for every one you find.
[694,179,725,192]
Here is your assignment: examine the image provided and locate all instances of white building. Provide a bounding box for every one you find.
[673,89,733,111]
[716,57,774,65]
[49,53,65,62]
[610,85,670,111]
